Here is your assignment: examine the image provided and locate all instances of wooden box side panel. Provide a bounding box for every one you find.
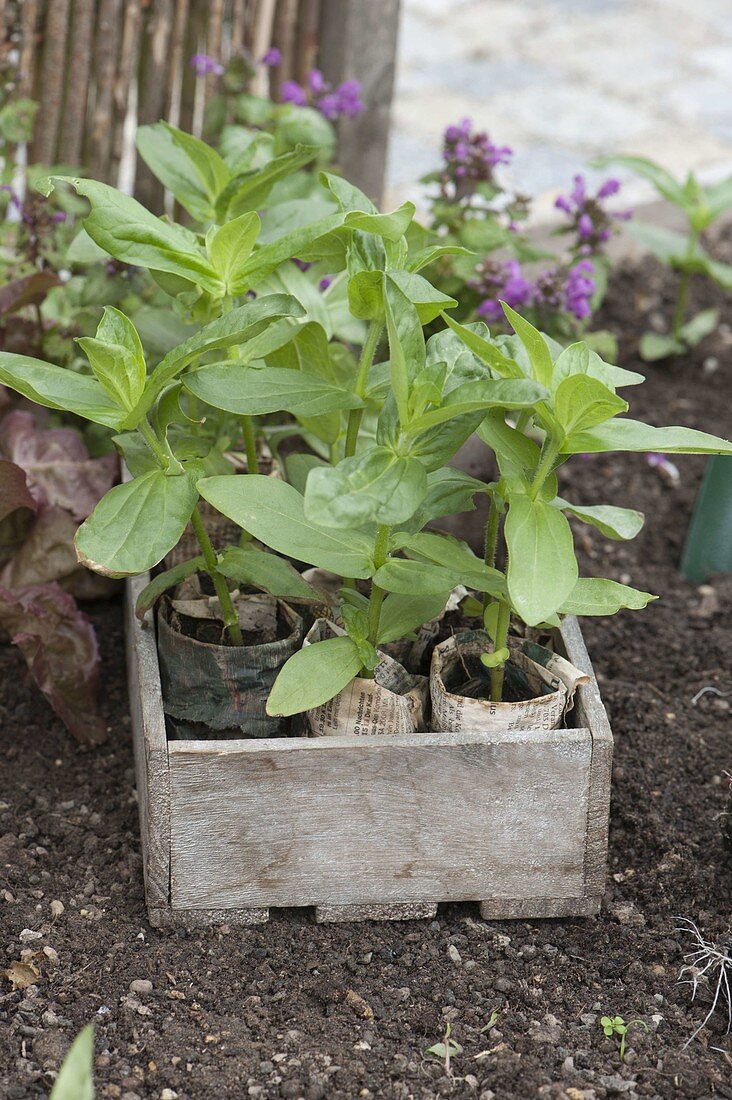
[168,729,593,911]
[125,575,171,909]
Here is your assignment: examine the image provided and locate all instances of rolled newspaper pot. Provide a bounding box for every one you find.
[159,592,303,738]
[303,618,428,737]
[430,629,589,735]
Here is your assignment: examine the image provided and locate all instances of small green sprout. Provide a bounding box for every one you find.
[600,1014,648,1061]
[425,1019,462,1075]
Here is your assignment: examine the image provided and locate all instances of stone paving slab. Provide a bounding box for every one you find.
[385,0,732,221]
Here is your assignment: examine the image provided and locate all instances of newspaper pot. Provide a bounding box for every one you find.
[126,572,613,928]
[158,591,302,738]
[430,630,589,734]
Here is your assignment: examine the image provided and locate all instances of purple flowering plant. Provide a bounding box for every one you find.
[593,154,732,360]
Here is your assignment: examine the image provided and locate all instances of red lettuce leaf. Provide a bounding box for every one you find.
[0,582,107,747]
[0,457,37,523]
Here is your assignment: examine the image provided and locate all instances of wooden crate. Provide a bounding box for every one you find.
[125,574,612,927]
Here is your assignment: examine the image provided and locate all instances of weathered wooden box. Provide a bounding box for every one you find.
[125,573,612,927]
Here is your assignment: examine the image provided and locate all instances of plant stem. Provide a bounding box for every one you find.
[673,230,699,341]
[242,415,260,474]
[344,319,383,459]
[190,506,244,646]
[363,524,390,674]
[529,438,561,501]
[489,598,511,703]
[482,492,502,612]
[139,417,171,470]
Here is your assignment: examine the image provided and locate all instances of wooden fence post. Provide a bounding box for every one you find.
[317,0,401,205]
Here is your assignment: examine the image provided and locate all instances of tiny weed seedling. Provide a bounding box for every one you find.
[425,1020,463,1075]
[677,917,732,1046]
[595,153,732,360]
[600,1014,648,1061]
[50,1022,95,1099]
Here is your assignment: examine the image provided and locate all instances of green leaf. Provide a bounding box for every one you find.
[184,364,362,417]
[344,200,416,241]
[284,452,326,494]
[140,294,304,413]
[505,494,578,625]
[217,545,319,601]
[348,269,384,320]
[135,555,207,619]
[553,374,627,435]
[0,353,122,427]
[556,498,644,540]
[266,635,363,716]
[388,270,457,324]
[228,213,346,294]
[679,307,719,346]
[442,313,523,379]
[406,378,547,435]
[706,258,732,291]
[593,154,690,208]
[75,470,198,578]
[400,468,487,531]
[49,177,223,293]
[376,592,450,644]
[50,1023,94,1100]
[136,122,230,220]
[501,303,553,386]
[304,449,427,527]
[550,341,644,391]
[373,558,458,596]
[559,577,657,616]
[384,275,425,425]
[639,332,685,361]
[703,175,732,220]
[320,171,377,214]
[624,220,690,265]
[76,337,146,413]
[197,475,375,578]
[561,418,732,455]
[219,145,319,219]
[208,212,261,290]
[394,530,506,596]
[477,409,540,482]
[407,243,475,273]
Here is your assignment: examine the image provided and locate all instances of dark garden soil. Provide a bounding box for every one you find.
[2,254,732,1100]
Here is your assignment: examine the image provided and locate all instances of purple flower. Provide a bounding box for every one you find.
[440,118,512,194]
[563,259,596,320]
[190,53,224,77]
[308,69,327,94]
[260,47,281,66]
[555,173,631,254]
[472,258,534,322]
[317,92,340,119]
[646,452,680,483]
[318,276,332,292]
[280,79,308,106]
[51,211,67,223]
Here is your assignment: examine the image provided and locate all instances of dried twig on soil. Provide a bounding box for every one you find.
[677,917,732,1046]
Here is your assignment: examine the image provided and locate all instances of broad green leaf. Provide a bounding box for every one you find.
[217,545,319,601]
[556,498,644,540]
[561,418,732,455]
[505,493,578,625]
[559,577,657,616]
[48,177,223,293]
[442,312,523,379]
[284,452,326,495]
[208,212,261,289]
[97,306,146,366]
[0,353,122,427]
[478,409,541,481]
[229,213,346,294]
[593,154,690,207]
[135,555,206,619]
[259,260,331,336]
[409,411,485,472]
[550,341,644,391]
[140,294,304,411]
[680,308,719,346]
[376,591,450,644]
[50,1023,94,1100]
[136,122,230,220]
[348,269,384,320]
[197,475,375,577]
[399,468,487,531]
[75,470,198,577]
[406,378,547,435]
[639,332,685,361]
[394,530,506,596]
[553,374,627,435]
[373,558,457,596]
[624,220,690,264]
[344,200,416,241]
[76,338,145,412]
[220,145,319,219]
[704,175,732,220]
[705,258,732,290]
[266,635,363,716]
[320,171,377,214]
[185,364,362,417]
[388,270,457,324]
[384,275,425,425]
[304,449,427,527]
[407,244,474,273]
[501,303,553,386]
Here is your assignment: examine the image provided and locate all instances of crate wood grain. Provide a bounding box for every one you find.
[126,579,613,926]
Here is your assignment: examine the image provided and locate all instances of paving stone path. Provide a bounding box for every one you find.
[386,0,732,218]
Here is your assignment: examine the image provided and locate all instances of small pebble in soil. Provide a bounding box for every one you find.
[129,979,153,996]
